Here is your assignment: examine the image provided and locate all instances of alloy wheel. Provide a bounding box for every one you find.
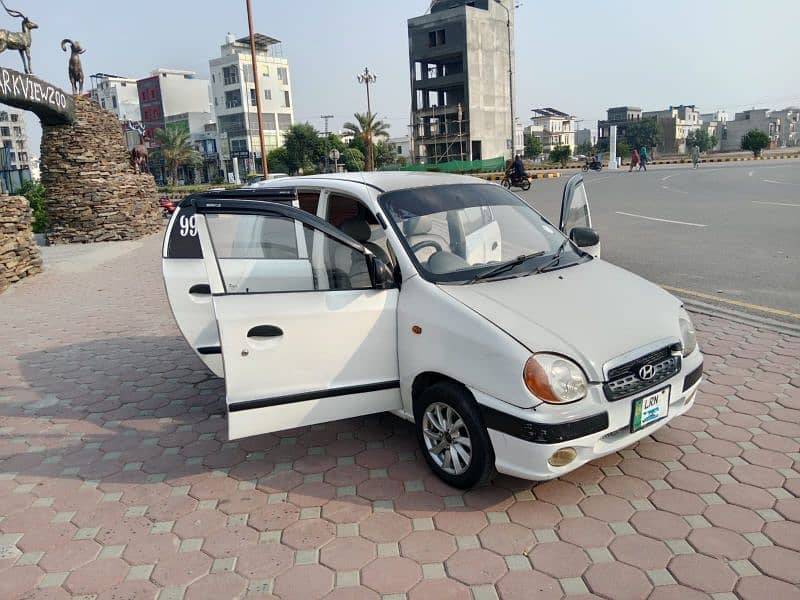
[422,402,472,475]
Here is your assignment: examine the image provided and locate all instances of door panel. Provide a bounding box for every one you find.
[560,174,601,258]
[192,198,401,440]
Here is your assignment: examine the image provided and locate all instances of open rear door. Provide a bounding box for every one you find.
[162,188,297,377]
[191,198,401,439]
[560,174,601,258]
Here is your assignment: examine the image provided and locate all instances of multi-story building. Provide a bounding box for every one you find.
[408,0,516,163]
[164,112,221,184]
[597,106,641,149]
[527,108,577,154]
[90,73,141,122]
[575,128,597,150]
[0,109,30,171]
[720,109,772,152]
[137,68,211,142]
[700,110,728,151]
[209,33,294,176]
[770,107,800,148]
[643,104,702,155]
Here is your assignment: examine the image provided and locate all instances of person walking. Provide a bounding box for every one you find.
[629,148,640,172]
[691,144,701,169]
[639,146,649,171]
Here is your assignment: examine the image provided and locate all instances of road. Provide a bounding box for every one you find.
[517,160,800,323]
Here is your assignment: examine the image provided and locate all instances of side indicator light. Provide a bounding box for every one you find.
[412,325,422,335]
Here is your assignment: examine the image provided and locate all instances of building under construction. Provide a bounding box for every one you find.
[408,0,515,164]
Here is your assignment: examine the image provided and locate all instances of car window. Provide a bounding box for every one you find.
[297,191,321,216]
[205,212,372,293]
[326,193,394,266]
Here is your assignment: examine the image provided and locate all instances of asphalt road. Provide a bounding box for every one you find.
[517,160,800,323]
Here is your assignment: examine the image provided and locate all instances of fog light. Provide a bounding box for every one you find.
[548,447,577,467]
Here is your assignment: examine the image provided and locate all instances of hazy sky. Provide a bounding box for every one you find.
[12,0,800,155]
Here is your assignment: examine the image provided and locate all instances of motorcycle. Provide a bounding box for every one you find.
[583,158,603,172]
[501,173,532,191]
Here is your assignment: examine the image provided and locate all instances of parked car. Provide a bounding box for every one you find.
[245,173,290,187]
[162,172,703,488]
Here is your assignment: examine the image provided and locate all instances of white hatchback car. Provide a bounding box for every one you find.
[162,172,703,488]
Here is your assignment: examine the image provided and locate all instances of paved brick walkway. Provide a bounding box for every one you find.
[1,233,799,600]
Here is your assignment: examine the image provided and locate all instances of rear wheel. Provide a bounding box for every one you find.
[414,381,495,489]
[521,179,531,191]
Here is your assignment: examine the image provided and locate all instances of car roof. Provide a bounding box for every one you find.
[254,171,492,193]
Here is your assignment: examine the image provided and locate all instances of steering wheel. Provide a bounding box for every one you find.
[411,240,443,254]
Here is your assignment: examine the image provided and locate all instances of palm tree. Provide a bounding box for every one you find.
[342,112,390,171]
[154,127,201,185]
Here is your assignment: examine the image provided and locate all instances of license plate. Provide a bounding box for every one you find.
[631,386,670,432]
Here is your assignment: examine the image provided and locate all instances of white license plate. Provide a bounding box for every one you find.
[631,386,670,432]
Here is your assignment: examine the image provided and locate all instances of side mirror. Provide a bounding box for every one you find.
[569,227,600,248]
[367,255,395,289]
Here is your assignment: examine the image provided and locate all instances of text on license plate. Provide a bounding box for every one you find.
[631,386,670,432]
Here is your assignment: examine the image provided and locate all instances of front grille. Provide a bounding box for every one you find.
[604,346,681,401]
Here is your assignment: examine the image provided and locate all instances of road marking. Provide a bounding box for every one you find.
[752,200,800,207]
[661,285,800,320]
[616,211,707,227]
[763,179,800,186]
[660,185,689,195]
[661,174,675,181]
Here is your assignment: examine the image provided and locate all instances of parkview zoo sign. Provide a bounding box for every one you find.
[0,66,74,125]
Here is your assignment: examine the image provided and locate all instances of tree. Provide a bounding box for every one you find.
[624,117,662,152]
[686,129,714,153]
[267,147,291,174]
[741,129,770,157]
[524,133,543,159]
[19,180,46,233]
[616,140,631,160]
[284,123,322,174]
[341,147,365,172]
[372,140,398,170]
[549,145,571,167]
[575,140,595,157]
[154,127,201,185]
[342,112,390,171]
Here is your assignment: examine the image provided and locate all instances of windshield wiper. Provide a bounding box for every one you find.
[469,251,545,283]
[534,239,570,274]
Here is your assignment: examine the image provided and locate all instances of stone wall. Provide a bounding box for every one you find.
[0,195,42,292]
[40,96,162,244]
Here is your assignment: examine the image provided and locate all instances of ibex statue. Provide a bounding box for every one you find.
[61,39,85,94]
[0,1,37,74]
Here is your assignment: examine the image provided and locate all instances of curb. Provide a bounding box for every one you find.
[477,172,561,182]
[678,298,800,338]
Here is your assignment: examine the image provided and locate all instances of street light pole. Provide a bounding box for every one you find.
[321,114,333,172]
[357,66,377,171]
[494,0,514,159]
[246,0,268,177]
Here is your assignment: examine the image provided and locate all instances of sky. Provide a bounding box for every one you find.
[11,0,800,156]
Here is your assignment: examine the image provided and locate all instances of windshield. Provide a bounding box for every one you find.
[380,183,587,283]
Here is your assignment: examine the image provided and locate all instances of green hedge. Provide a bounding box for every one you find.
[397,156,506,174]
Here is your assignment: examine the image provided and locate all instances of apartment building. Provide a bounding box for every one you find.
[90,73,141,122]
[643,105,702,155]
[0,109,30,171]
[209,33,294,176]
[527,107,577,153]
[597,106,642,148]
[137,68,211,142]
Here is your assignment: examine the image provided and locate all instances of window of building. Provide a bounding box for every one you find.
[230,138,248,152]
[428,29,446,47]
[112,96,117,109]
[120,82,127,87]
[277,113,292,131]
[211,73,215,83]
[214,97,218,106]
[250,88,257,105]
[100,99,106,109]
[277,68,288,85]
[284,91,291,108]
[225,89,242,109]
[0,127,9,136]
[10,113,18,122]
[0,112,7,121]
[264,89,272,101]
[223,65,239,86]
[13,127,21,136]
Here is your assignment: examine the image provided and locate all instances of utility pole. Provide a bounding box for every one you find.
[495,0,515,159]
[321,114,334,172]
[246,0,268,177]
[357,67,377,171]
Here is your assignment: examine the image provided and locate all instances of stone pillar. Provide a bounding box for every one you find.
[0,194,42,292]
[40,96,162,244]
[608,125,618,170]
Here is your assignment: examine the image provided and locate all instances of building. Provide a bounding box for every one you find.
[597,106,641,148]
[575,128,596,149]
[209,32,294,177]
[89,73,141,122]
[721,109,772,152]
[528,108,577,154]
[0,109,30,171]
[642,105,702,155]
[137,68,211,142]
[700,110,728,151]
[387,136,413,162]
[770,107,800,148]
[408,0,516,163]
[164,112,221,184]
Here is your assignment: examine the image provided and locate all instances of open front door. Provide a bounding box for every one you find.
[162,189,297,377]
[192,198,401,440]
[560,174,601,258]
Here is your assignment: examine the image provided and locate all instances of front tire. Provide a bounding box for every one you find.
[582,165,588,172]
[521,179,531,191]
[414,382,496,489]
[502,177,512,189]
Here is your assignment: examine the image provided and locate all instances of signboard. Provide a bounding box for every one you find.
[231,150,250,159]
[329,149,340,160]
[0,67,74,125]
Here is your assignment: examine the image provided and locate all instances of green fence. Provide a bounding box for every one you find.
[394,156,506,174]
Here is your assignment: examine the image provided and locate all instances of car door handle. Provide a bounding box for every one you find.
[189,284,211,295]
[247,325,284,339]
[491,241,498,250]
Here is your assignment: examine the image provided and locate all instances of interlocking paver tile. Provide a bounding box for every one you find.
[648,585,713,600]
[64,557,128,595]
[38,540,100,572]
[610,534,672,569]
[360,510,412,543]
[173,509,227,539]
[151,551,212,586]
[445,548,507,585]
[668,554,737,593]
[184,572,246,600]
[408,578,470,600]
[400,529,456,563]
[496,569,562,600]
[703,504,765,532]
[528,541,589,578]
[202,524,258,558]
[750,546,800,584]
[736,575,800,600]
[585,562,653,600]
[478,522,535,556]
[556,517,614,547]
[273,564,334,600]
[687,527,753,560]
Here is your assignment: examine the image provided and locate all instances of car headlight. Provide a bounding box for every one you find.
[679,312,697,357]
[524,353,588,404]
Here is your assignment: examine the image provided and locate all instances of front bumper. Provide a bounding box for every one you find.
[476,351,704,481]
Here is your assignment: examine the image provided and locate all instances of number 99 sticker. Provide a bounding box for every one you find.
[167,207,203,258]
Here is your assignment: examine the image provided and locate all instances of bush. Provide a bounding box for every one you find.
[741,129,770,157]
[19,180,46,233]
[548,145,571,167]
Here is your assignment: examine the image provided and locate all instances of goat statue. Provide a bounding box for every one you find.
[0,1,37,74]
[130,144,149,175]
[61,39,85,94]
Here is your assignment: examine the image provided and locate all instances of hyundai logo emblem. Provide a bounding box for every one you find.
[639,364,656,380]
